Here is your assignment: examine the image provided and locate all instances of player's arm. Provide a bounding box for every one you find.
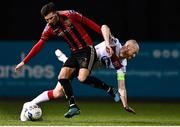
[101,24,111,47]
[101,25,114,56]
[69,10,101,34]
[15,39,46,72]
[117,72,136,114]
[15,25,52,72]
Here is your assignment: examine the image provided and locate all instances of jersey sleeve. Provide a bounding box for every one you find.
[116,58,127,74]
[41,24,53,41]
[117,66,126,73]
[68,10,102,35]
[23,25,53,64]
[94,43,102,58]
[23,39,46,64]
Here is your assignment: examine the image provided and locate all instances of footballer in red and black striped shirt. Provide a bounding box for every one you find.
[23,8,102,64]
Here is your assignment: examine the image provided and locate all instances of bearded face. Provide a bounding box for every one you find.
[120,42,138,60]
[44,12,59,26]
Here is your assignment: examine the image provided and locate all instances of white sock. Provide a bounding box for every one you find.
[30,91,50,104]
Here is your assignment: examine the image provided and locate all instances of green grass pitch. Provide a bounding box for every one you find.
[0,99,180,126]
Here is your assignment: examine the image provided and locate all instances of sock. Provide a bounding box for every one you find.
[107,87,116,97]
[69,96,76,107]
[82,76,115,97]
[31,90,54,104]
[59,79,75,106]
[47,90,54,100]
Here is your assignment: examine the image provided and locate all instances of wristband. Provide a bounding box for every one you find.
[117,72,125,80]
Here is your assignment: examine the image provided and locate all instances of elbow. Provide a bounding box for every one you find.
[101,24,109,31]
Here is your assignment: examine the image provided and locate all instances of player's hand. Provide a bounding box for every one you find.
[124,106,136,114]
[15,61,25,73]
[106,46,114,56]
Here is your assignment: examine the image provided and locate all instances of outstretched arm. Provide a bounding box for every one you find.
[101,25,114,56]
[15,39,46,72]
[101,24,111,47]
[70,11,101,34]
[23,39,46,64]
[117,72,136,114]
[81,15,102,34]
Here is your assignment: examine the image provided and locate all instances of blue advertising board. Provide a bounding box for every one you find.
[125,42,180,99]
[0,41,180,99]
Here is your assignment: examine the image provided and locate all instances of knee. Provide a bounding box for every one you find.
[58,67,75,80]
[58,74,69,81]
[58,73,67,80]
[77,75,87,83]
[53,88,64,98]
[78,68,90,83]
[58,75,63,80]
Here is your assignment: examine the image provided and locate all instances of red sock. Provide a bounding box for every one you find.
[47,90,54,100]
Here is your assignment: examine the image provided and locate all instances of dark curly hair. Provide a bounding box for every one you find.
[41,2,56,17]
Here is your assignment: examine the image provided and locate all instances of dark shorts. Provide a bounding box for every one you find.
[63,46,97,71]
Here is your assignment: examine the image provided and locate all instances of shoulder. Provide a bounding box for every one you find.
[42,24,52,34]
[95,42,107,57]
[41,24,53,40]
[57,10,80,16]
[95,41,106,49]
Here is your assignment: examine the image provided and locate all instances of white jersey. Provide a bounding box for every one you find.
[95,38,127,73]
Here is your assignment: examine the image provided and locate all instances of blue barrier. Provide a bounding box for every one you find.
[0,41,180,99]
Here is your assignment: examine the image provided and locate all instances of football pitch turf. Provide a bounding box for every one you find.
[0,99,180,126]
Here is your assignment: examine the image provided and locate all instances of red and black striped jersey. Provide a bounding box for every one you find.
[23,10,102,64]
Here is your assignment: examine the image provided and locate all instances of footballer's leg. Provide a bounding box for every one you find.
[81,75,120,102]
[30,82,64,104]
[77,46,120,102]
[58,55,81,118]
[63,69,81,118]
[58,67,80,118]
[55,48,120,102]
[20,82,64,121]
